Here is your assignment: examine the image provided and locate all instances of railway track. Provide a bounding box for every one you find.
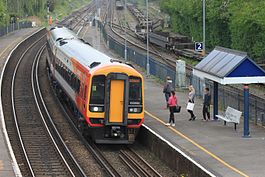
[2,29,86,176]
[105,0,176,69]
[0,3,178,177]
[58,1,96,33]
[108,0,196,71]
[119,148,162,177]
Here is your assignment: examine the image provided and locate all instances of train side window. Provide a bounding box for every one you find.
[84,85,87,100]
[76,79,80,93]
[73,77,80,93]
[90,75,105,104]
[80,83,84,96]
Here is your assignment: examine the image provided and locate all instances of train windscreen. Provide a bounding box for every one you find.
[90,75,105,105]
[129,77,142,105]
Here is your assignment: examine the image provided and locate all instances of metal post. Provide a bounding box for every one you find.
[213,81,218,120]
[243,84,250,137]
[124,0,127,61]
[6,0,8,33]
[261,113,265,126]
[202,0,206,56]
[146,0,150,76]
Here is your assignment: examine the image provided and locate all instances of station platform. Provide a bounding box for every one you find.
[84,24,265,177]
[0,28,39,177]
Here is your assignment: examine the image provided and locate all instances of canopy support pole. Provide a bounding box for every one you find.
[243,84,250,137]
[213,81,218,120]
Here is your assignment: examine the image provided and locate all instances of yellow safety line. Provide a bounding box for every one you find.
[145,110,249,177]
[0,38,21,58]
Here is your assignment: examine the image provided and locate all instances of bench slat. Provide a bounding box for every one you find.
[216,106,242,124]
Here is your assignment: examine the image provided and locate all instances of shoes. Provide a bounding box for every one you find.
[189,118,192,121]
[192,116,196,121]
[165,123,170,126]
[171,123,175,127]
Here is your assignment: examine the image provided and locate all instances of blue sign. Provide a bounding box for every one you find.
[195,42,204,51]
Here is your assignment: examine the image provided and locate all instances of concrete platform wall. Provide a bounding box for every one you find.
[137,125,213,177]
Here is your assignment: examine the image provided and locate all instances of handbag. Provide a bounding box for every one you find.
[173,105,181,113]
[186,102,195,111]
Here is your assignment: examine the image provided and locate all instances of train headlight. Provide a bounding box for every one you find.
[128,107,142,113]
[89,106,104,112]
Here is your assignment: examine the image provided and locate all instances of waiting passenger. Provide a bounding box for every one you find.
[166,91,178,127]
[187,85,196,121]
[203,87,211,121]
[163,76,174,109]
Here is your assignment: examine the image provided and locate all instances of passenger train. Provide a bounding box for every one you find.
[46,26,144,144]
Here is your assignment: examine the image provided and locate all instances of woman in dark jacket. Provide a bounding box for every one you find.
[163,76,173,109]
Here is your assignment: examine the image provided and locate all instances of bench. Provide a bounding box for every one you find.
[216,106,242,130]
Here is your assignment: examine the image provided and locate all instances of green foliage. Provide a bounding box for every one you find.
[0,0,8,26]
[0,0,90,27]
[159,0,265,61]
[51,0,91,21]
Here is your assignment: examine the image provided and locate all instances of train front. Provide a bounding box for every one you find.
[86,63,144,144]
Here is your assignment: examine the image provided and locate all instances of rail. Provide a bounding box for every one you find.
[119,148,162,177]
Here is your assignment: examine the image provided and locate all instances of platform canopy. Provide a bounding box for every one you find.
[193,46,265,85]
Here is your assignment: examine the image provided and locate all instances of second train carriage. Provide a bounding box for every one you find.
[46,26,144,144]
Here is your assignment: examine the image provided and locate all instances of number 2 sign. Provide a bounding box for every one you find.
[195,42,204,52]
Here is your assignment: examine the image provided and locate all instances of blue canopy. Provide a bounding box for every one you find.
[193,46,265,84]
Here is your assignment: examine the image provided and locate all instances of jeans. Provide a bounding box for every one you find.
[203,105,210,120]
[169,106,175,123]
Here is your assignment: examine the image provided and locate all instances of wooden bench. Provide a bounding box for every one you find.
[216,106,242,130]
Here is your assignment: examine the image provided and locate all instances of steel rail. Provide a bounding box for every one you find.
[47,73,121,177]
[11,35,47,176]
[34,45,87,177]
[119,149,162,177]
[30,44,75,176]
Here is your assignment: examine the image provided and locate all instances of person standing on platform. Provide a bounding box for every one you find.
[163,76,173,109]
[187,85,196,121]
[203,87,211,121]
[166,91,178,126]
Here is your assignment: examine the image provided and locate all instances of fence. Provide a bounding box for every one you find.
[0,22,33,37]
[98,21,265,123]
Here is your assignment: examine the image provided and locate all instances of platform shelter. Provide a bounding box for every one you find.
[193,46,265,137]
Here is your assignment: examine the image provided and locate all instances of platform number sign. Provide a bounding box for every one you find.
[195,42,204,52]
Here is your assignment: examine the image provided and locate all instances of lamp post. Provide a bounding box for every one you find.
[6,0,8,33]
[202,0,206,56]
[124,0,127,61]
[146,0,150,76]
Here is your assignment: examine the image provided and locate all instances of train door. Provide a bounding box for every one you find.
[105,73,129,125]
[109,80,124,122]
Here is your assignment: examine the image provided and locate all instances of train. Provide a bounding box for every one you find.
[46,26,144,144]
[116,0,124,10]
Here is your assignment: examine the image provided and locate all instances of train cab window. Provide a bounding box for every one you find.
[90,75,105,104]
[129,77,142,105]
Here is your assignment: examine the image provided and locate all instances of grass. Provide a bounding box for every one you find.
[45,0,91,26]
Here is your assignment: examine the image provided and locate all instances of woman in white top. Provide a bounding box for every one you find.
[187,85,196,121]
